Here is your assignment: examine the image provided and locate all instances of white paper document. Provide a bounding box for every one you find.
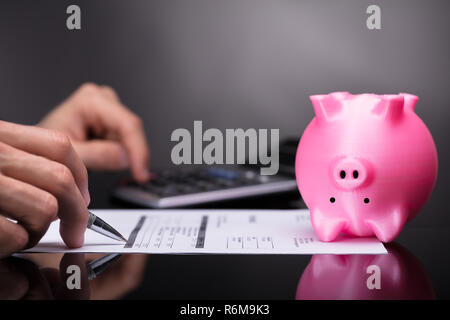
[24,209,387,254]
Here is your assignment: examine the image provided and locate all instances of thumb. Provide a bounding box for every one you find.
[73,140,129,171]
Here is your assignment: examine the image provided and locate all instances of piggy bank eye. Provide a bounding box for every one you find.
[364,198,370,204]
[330,197,336,203]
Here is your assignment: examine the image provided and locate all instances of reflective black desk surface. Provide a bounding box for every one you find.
[5,171,450,300]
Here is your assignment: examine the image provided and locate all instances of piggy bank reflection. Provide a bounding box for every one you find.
[296,243,435,300]
[295,92,438,242]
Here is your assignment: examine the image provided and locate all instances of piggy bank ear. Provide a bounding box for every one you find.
[310,94,344,123]
[399,93,418,113]
[371,94,404,123]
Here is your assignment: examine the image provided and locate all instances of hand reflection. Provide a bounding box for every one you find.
[296,243,435,300]
[86,254,147,300]
[0,253,147,300]
[0,257,53,299]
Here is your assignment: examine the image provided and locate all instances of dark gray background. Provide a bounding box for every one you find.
[0,0,448,227]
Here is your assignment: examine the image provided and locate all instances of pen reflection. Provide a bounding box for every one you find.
[296,243,435,300]
[0,253,147,300]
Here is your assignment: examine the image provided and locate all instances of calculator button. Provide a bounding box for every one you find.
[205,168,239,180]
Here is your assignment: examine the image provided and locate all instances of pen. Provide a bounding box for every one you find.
[87,211,128,242]
[86,253,121,280]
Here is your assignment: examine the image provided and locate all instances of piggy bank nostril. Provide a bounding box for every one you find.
[332,159,369,190]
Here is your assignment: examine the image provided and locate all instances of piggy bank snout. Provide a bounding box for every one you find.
[332,158,371,190]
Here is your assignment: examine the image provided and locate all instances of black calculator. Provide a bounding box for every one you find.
[113,139,299,208]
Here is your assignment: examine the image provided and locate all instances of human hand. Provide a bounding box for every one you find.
[0,256,54,299]
[87,254,147,299]
[0,121,90,257]
[38,83,150,182]
[1,253,148,300]
[56,253,147,299]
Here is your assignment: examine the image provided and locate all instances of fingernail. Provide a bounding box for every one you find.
[83,188,91,206]
[78,234,85,248]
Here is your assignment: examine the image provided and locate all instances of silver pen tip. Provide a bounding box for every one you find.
[88,212,129,243]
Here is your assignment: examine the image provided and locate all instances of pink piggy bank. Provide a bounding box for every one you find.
[296,244,435,300]
[295,92,438,242]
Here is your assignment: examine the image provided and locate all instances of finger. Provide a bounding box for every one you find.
[78,93,150,182]
[119,114,151,182]
[0,121,90,205]
[57,253,90,300]
[72,140,129,171]
[0,142,89,248]
[24,253,62,269]
[40,267,60,296]
[10,257,54,300]
[0,217,29,258]
[100,85,121,102]
[0,175,58,248]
